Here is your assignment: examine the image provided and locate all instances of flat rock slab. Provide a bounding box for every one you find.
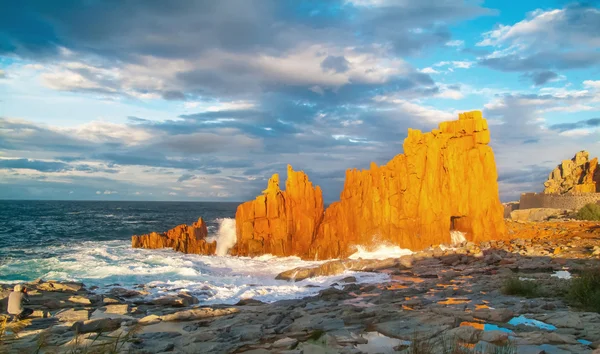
[159,307,239,322]
[55,308,91,322]
[375,319,451,341]
[104,304,129,315]
[74,318,122,333]
[37,281,84,292]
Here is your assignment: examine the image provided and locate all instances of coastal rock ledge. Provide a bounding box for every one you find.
[133,110,506,260]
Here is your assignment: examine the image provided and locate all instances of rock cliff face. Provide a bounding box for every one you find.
[231,166,324,257]
[309,111,505,259]
[132,217,216,255]
[543,151,600,194]
[233,110,506,259]
[133,111,506,259]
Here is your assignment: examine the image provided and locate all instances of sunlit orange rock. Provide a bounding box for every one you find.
[310,110,506,259]
[231,165,324,257]
[543,151,600,194]
[134,111,506,260]
[233,111,506,259]
[132,217,216,254]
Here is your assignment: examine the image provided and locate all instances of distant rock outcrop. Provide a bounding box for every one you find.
[132,217,216,254]
[544,151,600,194]
[133,111,507,260]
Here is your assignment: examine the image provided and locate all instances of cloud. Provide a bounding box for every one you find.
[522,71,559,86]
[0,158,70,172]
[321,55,350,73]
[477,5,600,73]
[0,69,6,78]
[549,117,600,132]
[446,40,464,47]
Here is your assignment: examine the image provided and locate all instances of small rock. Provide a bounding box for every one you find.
[139,314,162,325]
[152,293,199,307]
[109,287,142,298]
[235,298,265,306]
[273,337,298,349]
[55,308,90,322]
[37,281,84,292]
[160,307,239,322]
[68,295,92,305]
[340,276,357,283]
[445,326,481,343]
[473,308,514,323]
[481,330,509,343]
[104,304,129,315]
[73,318,121,334]
[103,296,120,304]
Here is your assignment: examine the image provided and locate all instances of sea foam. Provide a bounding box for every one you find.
[0,234,391,304]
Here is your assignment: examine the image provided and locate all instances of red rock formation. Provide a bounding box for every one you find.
[132,217,216,255]
[544,151,600,194]
[310,111,506,259]
[233,110,505,259]
[232,165,324,257]
[134,110,507,260]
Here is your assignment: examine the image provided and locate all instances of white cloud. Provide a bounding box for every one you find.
[372,95,455,123]
[56,121,154,146]
[584,80,600,90]
[433,61,474,69]
[445,40,465,47]
[477,9,564,47]
[103,190,118,194]
[559,128,596,137]
[419,67,439,74]
[477,7,600,49]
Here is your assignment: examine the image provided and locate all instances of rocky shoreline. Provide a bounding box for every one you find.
[2,220,600,353]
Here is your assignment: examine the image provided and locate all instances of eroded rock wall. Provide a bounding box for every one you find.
[233,111,506,259]
[133,111,506,259]
[310,111,506,259]
[231,166,324,257]
[132,217,216,255]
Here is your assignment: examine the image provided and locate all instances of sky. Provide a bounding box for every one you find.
[0,0,599,202]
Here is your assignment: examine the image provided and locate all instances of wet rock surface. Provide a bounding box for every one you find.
[3,221,600,353]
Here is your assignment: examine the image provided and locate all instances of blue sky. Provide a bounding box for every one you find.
[1,0,599,202]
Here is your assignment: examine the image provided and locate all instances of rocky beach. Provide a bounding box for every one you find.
[2,220,600,353]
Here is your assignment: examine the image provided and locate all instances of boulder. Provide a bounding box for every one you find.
[73,318,121,333]
[37,281,84,292]
[139,314,162,325]
[109,287,143,298]
[55,308,91,322]
[68,295,92,305]
[473,308,514,323]
[103,304,129,315]
[152,293,199,307]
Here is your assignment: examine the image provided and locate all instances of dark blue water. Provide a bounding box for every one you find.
[0,200,239,264]
[0,200,387,304]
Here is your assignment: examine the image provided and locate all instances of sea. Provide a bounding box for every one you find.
[0,200,407,305]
